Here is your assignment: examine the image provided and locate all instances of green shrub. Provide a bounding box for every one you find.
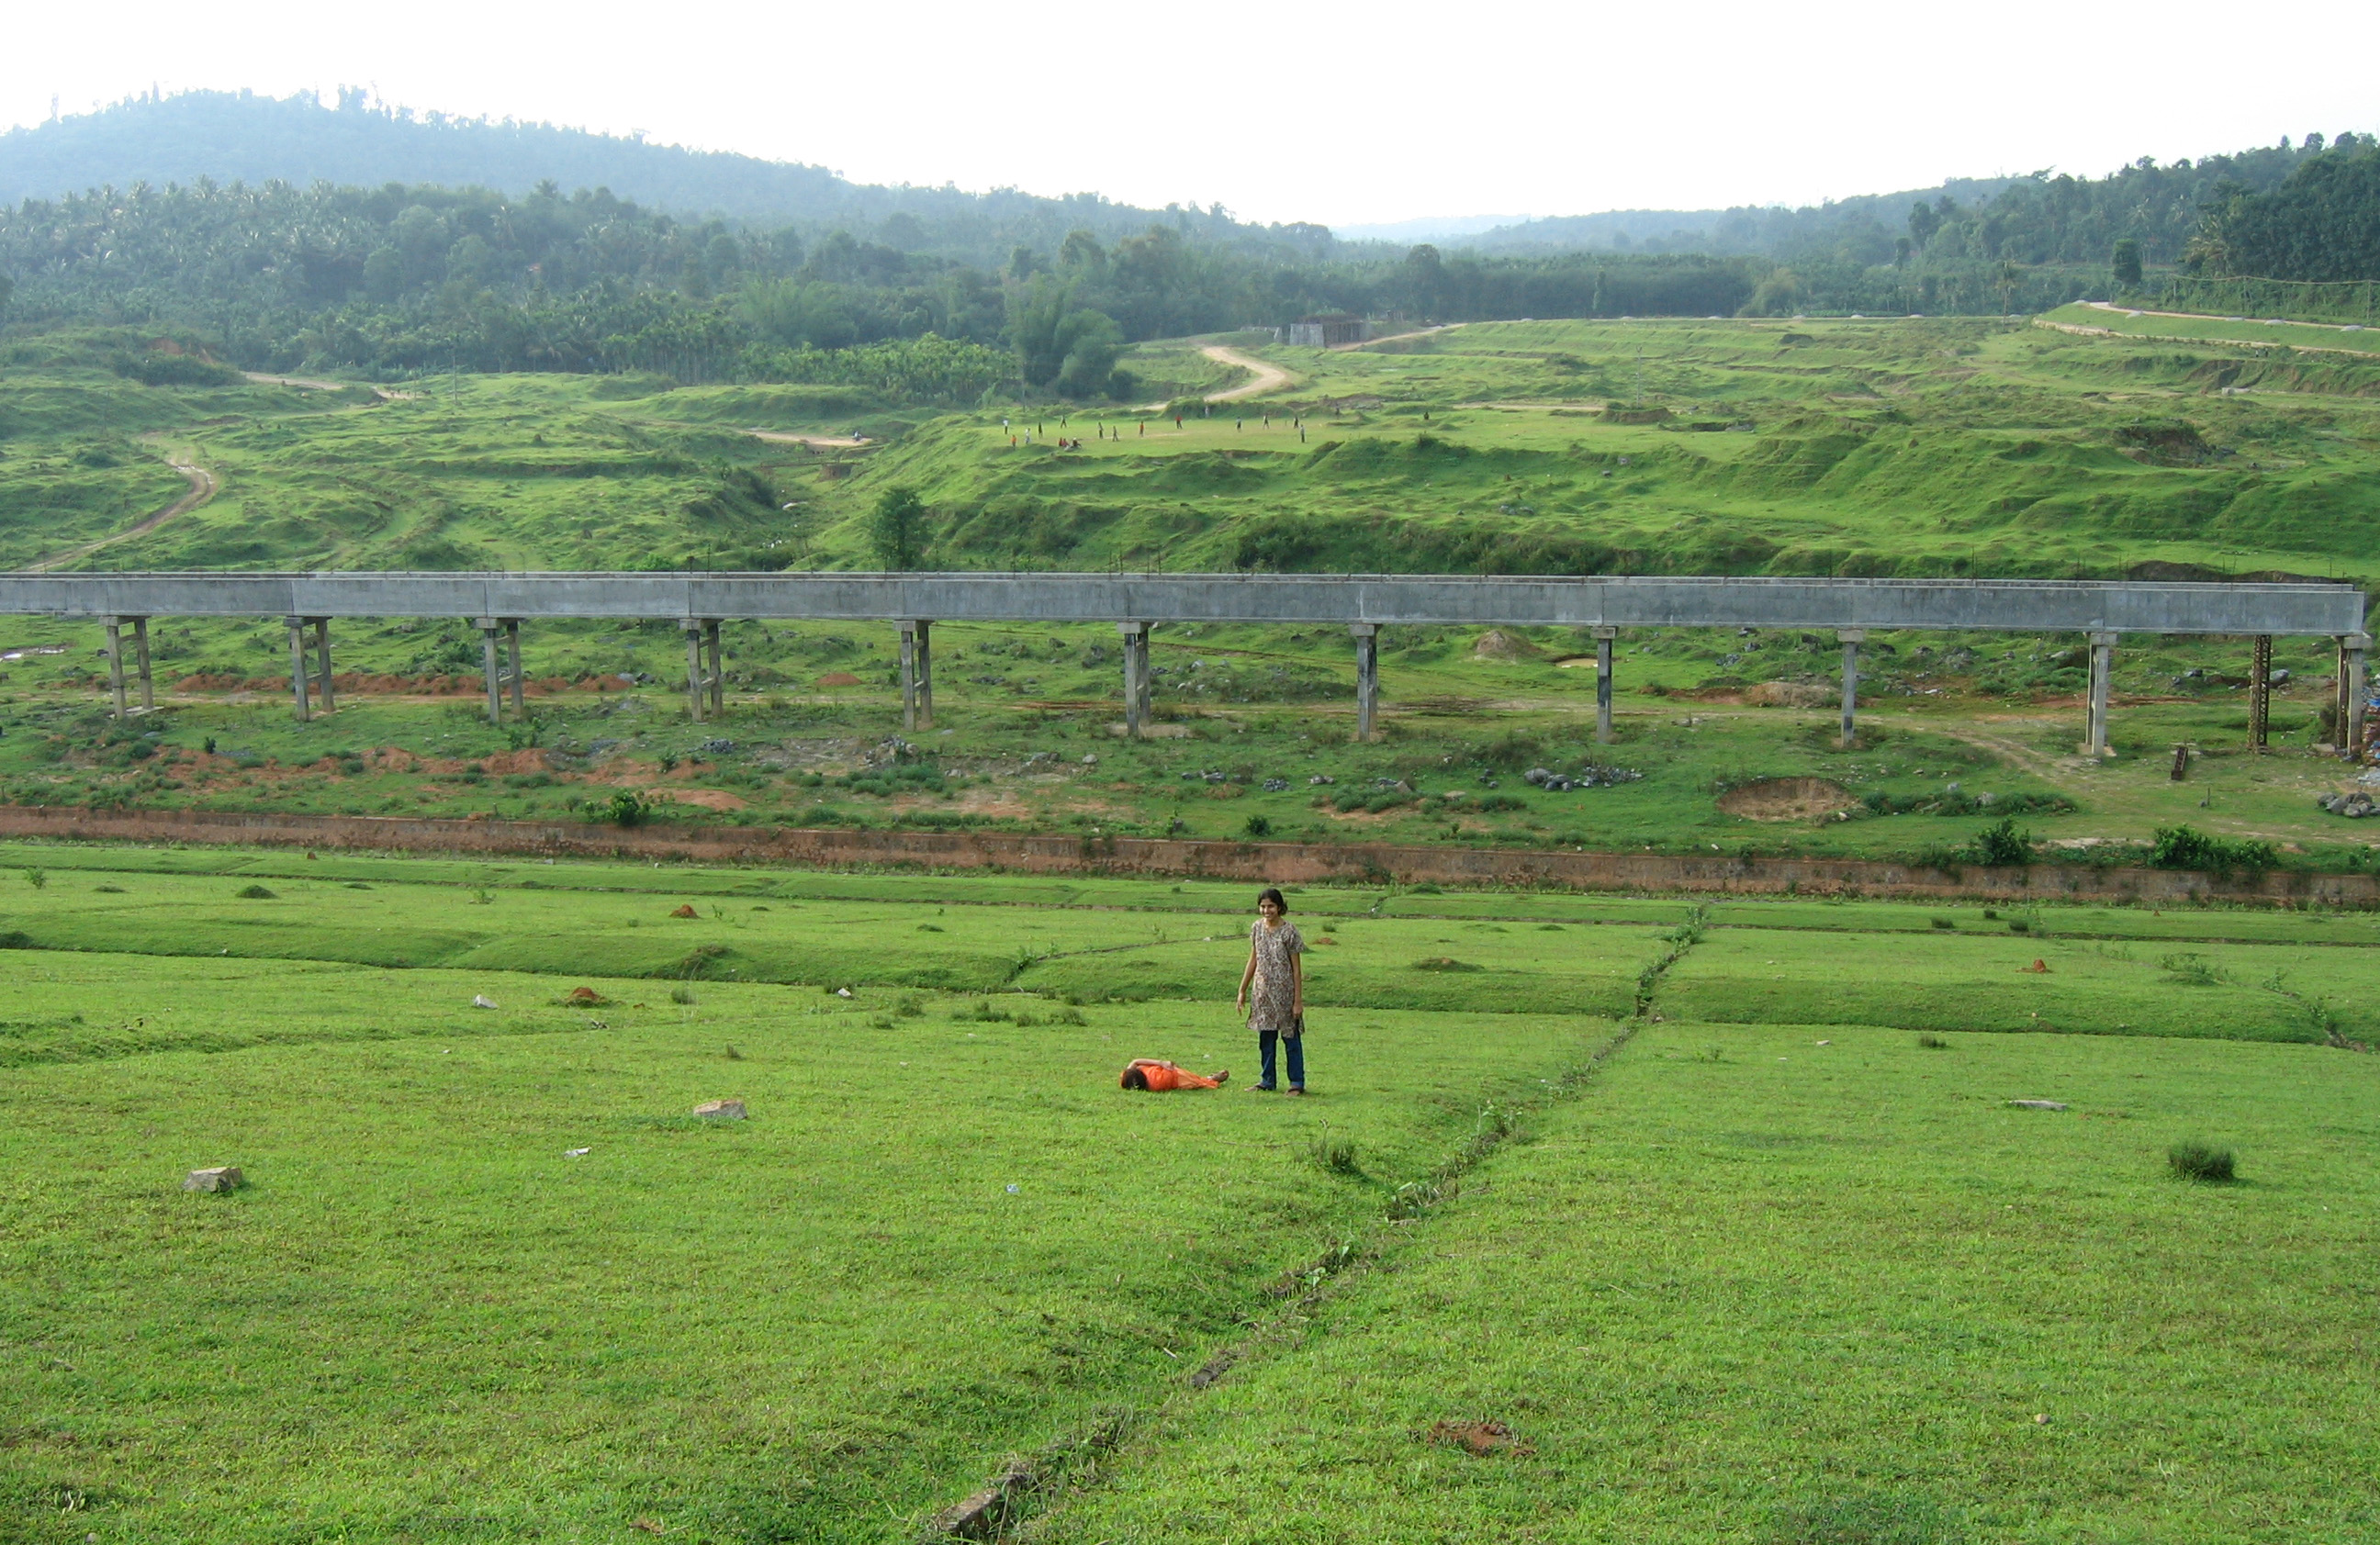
[1929,916,1956,930]
[1915,1034,1950,1049]
[1964,817,2036,867]
[23,868,45,890]
[2150,824,2279,874]
[235,884,278,900]
[2168,1140,2236,1182]
[606,789,651,827]
[1242,814,1274,839]
[1411,957,1484,972]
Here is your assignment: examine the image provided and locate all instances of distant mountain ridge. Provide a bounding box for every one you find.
[1454,178,2031,255]
[0,89,1269,254]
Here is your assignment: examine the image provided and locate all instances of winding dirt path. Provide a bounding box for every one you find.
[1199,344,1296,403]
[740,429,877,449]
[29,453,218,574]
[241,371,410,401]
[1343,322,1463,352]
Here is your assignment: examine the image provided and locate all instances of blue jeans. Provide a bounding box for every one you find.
[1259,1029,1305,1090]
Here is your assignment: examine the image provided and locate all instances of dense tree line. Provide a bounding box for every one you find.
[8,129,2369,399]
[2192,138,2380,281]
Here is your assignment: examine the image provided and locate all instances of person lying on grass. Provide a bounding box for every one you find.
[1120,1058,1230,1091]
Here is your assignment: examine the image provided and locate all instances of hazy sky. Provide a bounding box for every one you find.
[6,0,2376,229]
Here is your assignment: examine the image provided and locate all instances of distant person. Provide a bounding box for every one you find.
[1299,427,1307,442]
[1235,886,1307,1093]
[1120,1058,1230,1091]
[1139,421,1146,436]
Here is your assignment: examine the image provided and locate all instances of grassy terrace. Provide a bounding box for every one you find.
[5,311,2380,876]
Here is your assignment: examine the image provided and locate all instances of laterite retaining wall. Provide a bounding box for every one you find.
[0,804,2371,907]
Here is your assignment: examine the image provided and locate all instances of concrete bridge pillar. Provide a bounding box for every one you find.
[285,615,313,722]
[1593,625,1619,745]
[102,616,152,719]
[314,619,338,715]
[1118,621,1151,737]
[679,619,723,723]
[901,620,934,733]
[476,617,506,725]
[2250,634,2273,753]
[1836,630,1864,748]
[2341,633,2371,761]
[1350,623,1378,741]
[705,620,724,719]
[2084,632,2119,757]
[504,620,523,718]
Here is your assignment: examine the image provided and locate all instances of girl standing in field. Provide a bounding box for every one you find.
[1236,887,1307,1093]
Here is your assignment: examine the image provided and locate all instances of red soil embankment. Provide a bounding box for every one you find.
[0,804,2370,906]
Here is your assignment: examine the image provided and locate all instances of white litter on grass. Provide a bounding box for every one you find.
[471,995,499,1009]
[565,1148,590,1158]
[1815,1039,1831,1046]
[1005,1183,1021,1194]
[836,988,853,998]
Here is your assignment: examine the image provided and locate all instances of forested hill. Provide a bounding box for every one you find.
[0,90,1298,268]
[1461,137,2363,270]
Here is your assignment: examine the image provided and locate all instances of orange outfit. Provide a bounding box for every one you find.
[1122,1058,1228,1092]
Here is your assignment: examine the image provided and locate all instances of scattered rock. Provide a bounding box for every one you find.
[693,1099,747,1120]
[2007,1099,2070,1111]
[1425,1418,1534,1457]
[471,994,500,1009]
[1081,754,1098,766]
[184,1166,242,1192]
[836,987,854,998]
[670,903,699,918]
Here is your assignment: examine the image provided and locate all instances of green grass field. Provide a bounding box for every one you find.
[4,848,2378,1541]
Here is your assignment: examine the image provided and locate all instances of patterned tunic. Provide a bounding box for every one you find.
[1246,920,1305,1034]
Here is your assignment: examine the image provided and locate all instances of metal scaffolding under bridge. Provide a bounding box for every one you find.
[0,570,2365,757]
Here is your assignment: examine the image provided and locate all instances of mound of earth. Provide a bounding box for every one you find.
[1472,629,1543,661]
[1717,777,1858,822]
[1745,681,1835,708]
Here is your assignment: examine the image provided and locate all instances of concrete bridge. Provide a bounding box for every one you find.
[0,570,2365,756]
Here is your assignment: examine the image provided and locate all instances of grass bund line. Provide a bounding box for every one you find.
[4,847,2378,1540]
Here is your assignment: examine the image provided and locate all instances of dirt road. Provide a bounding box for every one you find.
[29,454,218,573]
[1199,345,1295,403]
[241,371,408,400]
[1342,322,1463,352]
[740,429,877,449]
